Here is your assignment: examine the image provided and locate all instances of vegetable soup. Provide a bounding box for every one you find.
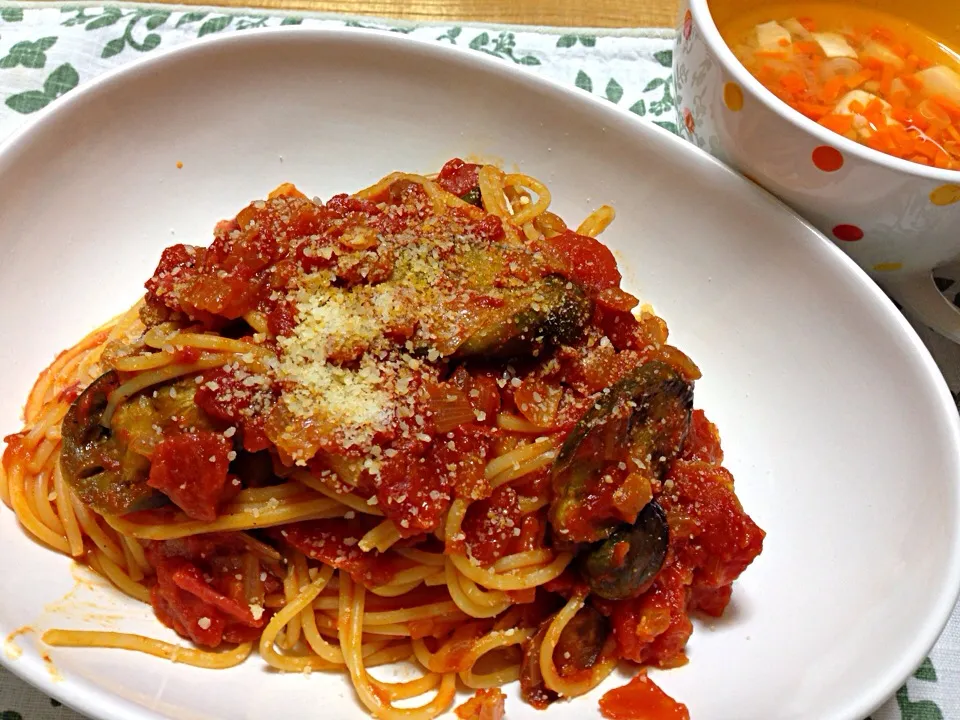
[719,3,960,169]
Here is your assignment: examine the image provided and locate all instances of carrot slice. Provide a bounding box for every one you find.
[880,63,896,96]
[915,140,941,161]
[866,132,893,153]
[932,95,960,121]
[864,100,887,131]
[908,111,931,132]
[796,102,834,120]
[879,133,898,153]
[757,65,778,85]
[819,114,855,133]
[820,75,847,103]
[888,90,909,108]
[845,70,873,90]
[780,72,807,95]
[889,125,914,151]
[900,73,923,91]
[890,42,911,60]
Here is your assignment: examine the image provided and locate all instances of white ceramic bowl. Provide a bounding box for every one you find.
[0,27,958,720]
[674,0,960,343]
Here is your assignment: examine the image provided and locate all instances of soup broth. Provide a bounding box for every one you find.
[720,3,960,169]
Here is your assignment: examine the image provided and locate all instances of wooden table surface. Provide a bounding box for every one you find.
[164,0,681,29]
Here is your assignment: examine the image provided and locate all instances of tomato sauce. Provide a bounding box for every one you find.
[545,230,622,292]
[599,671,690,720]
[194,366,275,453]
[455,688,506,720]
[460,485,525,565]
[145,534,274,648]
[436,158,481,198]
[274,518,404,587]
[146,431,232,523]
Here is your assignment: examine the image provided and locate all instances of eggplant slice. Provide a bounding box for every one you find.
[550,360,693,543]
[579,500,670,600]
[455,275,591,359]
[60,371,168,515]
[520,605,611,708]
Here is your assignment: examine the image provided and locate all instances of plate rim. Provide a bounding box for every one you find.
[0,24,958,720]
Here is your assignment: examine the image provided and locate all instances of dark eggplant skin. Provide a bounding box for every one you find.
[519,619,558,710]
[59,370,187,515]
[455,275,591,359]
[552,605,610,671]
[550,360,693,543]
[519,605,611,708]
[60,371,162,515]
[459,187,483,208]
[579,500,669,600]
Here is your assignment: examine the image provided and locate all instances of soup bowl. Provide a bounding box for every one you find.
[674,0,960,342]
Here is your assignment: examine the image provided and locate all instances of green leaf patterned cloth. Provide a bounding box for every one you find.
[0,4,958,719]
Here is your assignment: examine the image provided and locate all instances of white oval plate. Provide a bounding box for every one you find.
[0,27,958,720]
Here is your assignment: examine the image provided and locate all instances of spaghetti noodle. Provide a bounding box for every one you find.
[1,159,764,719]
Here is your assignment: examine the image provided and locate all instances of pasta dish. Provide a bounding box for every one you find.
[1,159,764,719]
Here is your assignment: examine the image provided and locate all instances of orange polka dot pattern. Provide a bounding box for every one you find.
[930,184,960,206]
[723,82,743,112]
